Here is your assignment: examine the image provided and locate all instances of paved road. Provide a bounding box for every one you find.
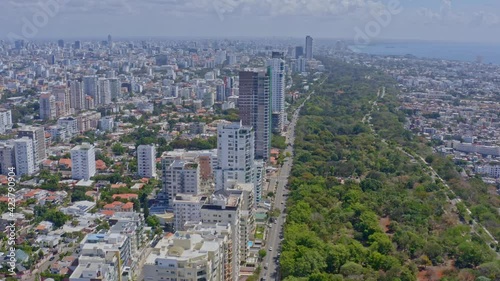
[261,87,317,281]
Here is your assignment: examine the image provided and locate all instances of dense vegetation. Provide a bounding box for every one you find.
[281,59,499,281]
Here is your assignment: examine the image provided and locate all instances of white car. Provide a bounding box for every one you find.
[269,247,273,251]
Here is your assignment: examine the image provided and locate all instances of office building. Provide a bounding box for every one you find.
[71,143,96,180]
[305,35,313,59]
[137,144,157,178]
[268,52,286,133]
[70,80,85,110]
[14,138,35,176]
[238,69,272,161]
[295,46,304,59]
[74,40,81,49]
[0,109,13,134]
[39,93,57,120]
[17,126,46,165]
[214,122,255,192]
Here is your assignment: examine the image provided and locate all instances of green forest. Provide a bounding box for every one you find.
[281,59,500,281]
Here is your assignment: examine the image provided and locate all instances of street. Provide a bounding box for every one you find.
[261,90,314,281]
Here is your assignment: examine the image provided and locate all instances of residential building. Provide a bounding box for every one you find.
[143,231,225,281]
[71,143,96,180]
[173,194,207,231]
[214,122,255,192]
[98,78,112,105]
[0,142,15,175]
[99,116,114,132]
[201,193,241,274]
[14,137,35,176]
[137,144,157,178]
[162,159,201,208]
[83,76,98,106]
[267,52,286,133]
[39,93,57,120]
[70,80,85,110]
[17,126,46,165]
[0,109,13,134]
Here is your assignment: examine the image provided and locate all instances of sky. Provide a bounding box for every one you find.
[1,0,499,43]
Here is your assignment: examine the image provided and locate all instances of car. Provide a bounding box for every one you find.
[264,263,269,269]
[269,247,273,251]
[49,256,55,261]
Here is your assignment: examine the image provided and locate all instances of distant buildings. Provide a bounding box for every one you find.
[71,143,96,180]
[238,69,272,161]
[137,144,157,178]
[305,35,313,60]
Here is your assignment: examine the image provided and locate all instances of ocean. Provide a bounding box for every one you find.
[349,41,500,65]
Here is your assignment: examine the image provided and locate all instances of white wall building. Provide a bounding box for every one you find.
[0,109,13,134]
[214,122,255,192]
[14,137,35,176]
[162,159,200,208]
[137,144,157,178]
[173,194,207,231]
[71,143,96,180]
[143,231,224,281]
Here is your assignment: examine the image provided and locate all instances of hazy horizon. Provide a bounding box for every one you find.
[1,0,499,44]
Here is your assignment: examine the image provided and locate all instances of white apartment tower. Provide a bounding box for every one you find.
[173,194,207,231]
[14,138,35,176]
[137,144,157,178]
[162,159,201,208]
[98,78,112,105]
[214,122,255,192]
[17,126,46,165]
[0,109,13,134]
[71,143,96,180]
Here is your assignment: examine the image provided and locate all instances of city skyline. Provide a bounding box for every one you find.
[1,0,499,43]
